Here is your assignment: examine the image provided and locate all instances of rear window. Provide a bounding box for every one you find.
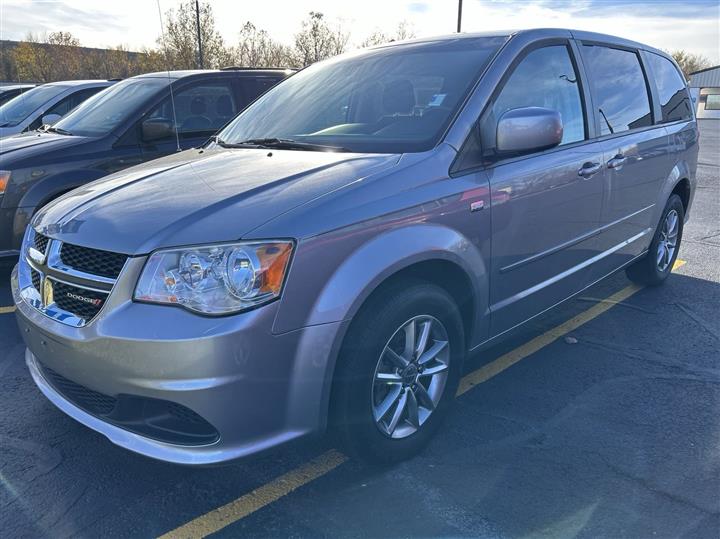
[647,53,693,122]
[582,45,652,135]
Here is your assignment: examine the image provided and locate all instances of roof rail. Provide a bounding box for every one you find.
[221,66,296,71]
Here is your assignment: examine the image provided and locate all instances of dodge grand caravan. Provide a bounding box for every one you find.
[12,29,698,464]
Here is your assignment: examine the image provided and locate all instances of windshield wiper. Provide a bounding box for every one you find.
[218,137,349,152]
[42,125,73,136]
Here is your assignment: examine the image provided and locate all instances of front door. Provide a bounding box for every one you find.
[483,44,605,336]
[140,79,240,162]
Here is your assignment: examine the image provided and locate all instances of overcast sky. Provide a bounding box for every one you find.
[0,0,718,63]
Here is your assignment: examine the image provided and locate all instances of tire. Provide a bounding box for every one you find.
[332,281,465,464]
[626,194,684,286]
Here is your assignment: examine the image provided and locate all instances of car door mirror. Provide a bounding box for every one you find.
[142,119,174,143]
[496,107,563,154]
[41,113,62,126]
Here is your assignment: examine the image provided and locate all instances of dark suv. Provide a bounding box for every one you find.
[0,68,291,259]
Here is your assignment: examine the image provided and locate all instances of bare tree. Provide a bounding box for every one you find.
[158,0,226,69]
[294,11,349,67]
[232,22,294,67]
[668,50,712,80]
[361,21,416,48]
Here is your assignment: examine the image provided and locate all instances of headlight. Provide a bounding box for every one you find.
[134,241,293,315]
[0,170,10,195]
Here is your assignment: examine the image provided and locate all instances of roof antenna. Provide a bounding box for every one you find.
[156,0,182,152]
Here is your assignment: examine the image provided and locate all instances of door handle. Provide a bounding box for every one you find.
[607,154,627,169]
[578,161,602,178]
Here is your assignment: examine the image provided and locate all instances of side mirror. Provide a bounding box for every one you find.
[496,106,563,154]
[142,119,174,143]
[41,113,62,126]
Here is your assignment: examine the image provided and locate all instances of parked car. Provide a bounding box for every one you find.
[12,29,697,464]
[0,80,114,138]
[0,68,291,259]
[0,84,35,107]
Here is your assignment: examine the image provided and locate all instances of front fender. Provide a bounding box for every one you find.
[276,223,489,433]
[18,168,103,210]
[275,222,489,341]
[315,224,486,329]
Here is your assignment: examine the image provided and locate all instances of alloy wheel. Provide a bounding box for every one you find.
[371,315,450,439]
[657,209,679,272]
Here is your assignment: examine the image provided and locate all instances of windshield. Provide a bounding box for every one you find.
[54,78,169,137]
[0,84,69,127]
[218,36,506,153]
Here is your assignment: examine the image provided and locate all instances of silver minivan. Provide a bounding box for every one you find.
[12,29,698,464]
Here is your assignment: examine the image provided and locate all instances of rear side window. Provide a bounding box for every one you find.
[707,95,720,110]
[646,53,693,122]
[582,45,652,135]
[492,45,585,145]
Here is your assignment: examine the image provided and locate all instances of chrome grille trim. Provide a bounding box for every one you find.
[17,229,121,327]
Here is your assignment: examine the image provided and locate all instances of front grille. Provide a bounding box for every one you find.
[41,365,118,415]
[60,243,128,279]
[31,268,41,292]
[34,232,49,254]
[52,280,107,321]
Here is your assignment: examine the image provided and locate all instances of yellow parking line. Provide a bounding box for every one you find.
[0,306,15,314]
[159,259,686,538]
[158,450,348,539]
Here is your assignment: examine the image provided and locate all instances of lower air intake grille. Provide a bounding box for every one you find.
[37,362,219,446]
[41,365,118,415]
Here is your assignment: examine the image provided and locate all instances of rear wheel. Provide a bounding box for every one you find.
[332,282,464,463]
[626,194,684,286]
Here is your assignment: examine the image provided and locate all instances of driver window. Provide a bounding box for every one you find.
[493,45,585,145]
[146,81,237,141]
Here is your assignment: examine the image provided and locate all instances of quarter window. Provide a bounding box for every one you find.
[582,45,652,135]
[492,45,585,145]
[646,53,692,122]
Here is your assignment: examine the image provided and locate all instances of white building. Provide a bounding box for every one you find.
[689,66,720,119]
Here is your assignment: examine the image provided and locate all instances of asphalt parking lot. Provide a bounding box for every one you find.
[1,121,718,539]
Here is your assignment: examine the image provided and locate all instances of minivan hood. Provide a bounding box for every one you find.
[35,147,399,255]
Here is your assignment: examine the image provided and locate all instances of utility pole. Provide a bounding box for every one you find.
[195,0,204,69]
[457,0,463,33]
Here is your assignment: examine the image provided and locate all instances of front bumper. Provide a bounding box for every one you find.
[12,264,346,465]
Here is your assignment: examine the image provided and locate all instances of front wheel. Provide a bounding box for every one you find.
[626,194,684,286]
[332,282,465,463]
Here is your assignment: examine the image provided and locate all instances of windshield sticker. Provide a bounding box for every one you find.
[428,94,447,107]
